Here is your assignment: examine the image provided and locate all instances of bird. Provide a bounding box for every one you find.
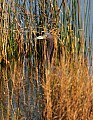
[36,32,54,63]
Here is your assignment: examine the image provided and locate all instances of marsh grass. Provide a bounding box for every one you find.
[1,0,85,64]
[44,57,93,120]
[1,0,93,119]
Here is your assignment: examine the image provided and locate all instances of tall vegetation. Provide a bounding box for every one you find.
[1,0,88,63]
[1,0,93,119]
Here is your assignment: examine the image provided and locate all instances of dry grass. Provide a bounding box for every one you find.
[44,57,93,120]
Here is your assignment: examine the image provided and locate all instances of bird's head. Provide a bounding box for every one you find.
[36,33,48,40]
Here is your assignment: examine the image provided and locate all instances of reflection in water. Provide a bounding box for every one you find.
[0,39,48,119]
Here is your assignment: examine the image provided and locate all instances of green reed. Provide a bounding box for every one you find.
[0,1,84,64]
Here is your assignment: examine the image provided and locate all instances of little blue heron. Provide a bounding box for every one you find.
[36,32,54,63]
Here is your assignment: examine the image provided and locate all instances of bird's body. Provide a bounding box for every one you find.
[45,32,54,61]
[36,32,54,63]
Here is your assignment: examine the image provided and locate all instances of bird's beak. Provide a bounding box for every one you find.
[36,36,44,39]
[36,35,47,40]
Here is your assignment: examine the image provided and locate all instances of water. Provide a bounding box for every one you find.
[0,55,46,119]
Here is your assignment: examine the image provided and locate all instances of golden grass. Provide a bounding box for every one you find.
[44,58,93,120]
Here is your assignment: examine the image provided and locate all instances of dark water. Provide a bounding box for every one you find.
[0,55,46,119]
